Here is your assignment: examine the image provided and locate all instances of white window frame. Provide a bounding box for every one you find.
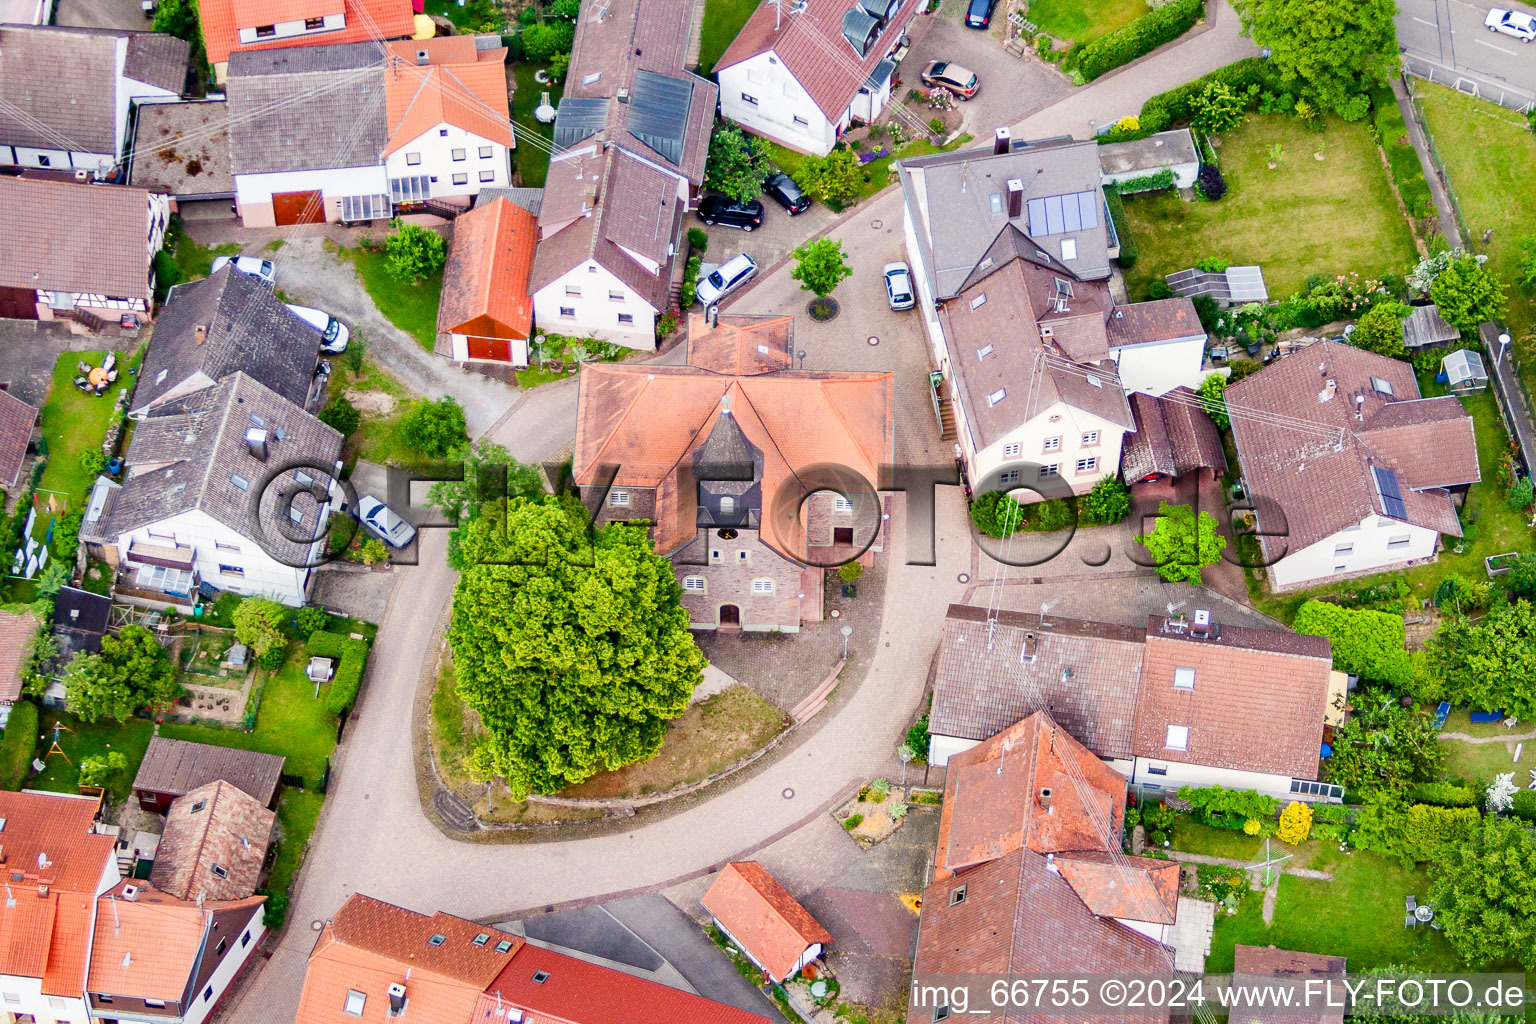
[1043,437,1061,452]
[751,578,774,594]
[344,990,366,1016]
[683,576,706,592]
[1165,725,1189,751]
[609,490,630,507]
[833,495,853,512]
[1075,456,1098,474]
[1003,442,1021,457]
[1039,464,1059,478]
[1173,667,1194,690]
[1081,430,1099,446]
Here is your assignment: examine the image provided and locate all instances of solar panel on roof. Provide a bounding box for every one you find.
[552,97,610,150]
[1026,191,1100,236]
[627,71,694,167]
[1372,466,1408,521]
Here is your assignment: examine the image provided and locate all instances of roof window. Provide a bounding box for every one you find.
[969,293,987,310]
[1086,375,1102,388]
[988,388,1006,407]
[429,934,447,947]
[533,971,550,984]
[473,933,490,947]
[1371,376,1394,395]
[1060,239,1077,261]
[495,940,514,953]
[190,800,207,813]
[230,474,251,491]
[977,344,994,360]
[210,863,228,879]
[1173,667,1195,690]
[345,990,366,1016]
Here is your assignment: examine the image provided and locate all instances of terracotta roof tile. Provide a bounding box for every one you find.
[327,894,522,989]
[1357,395,1481,488]
[150,781,274,902]
[0,389,38,491]
[297,926,498,1024]
[40,892,91,997]
[0,177,155,301]
[1133,616,1333,779]
[1106,297,1204,347]
[1122,389,1226,483]
[701,862,832,981]
[684,314,794,375]
[479,943,772,1024]
[0,791,114,896]
[199,0,414,68]
[931,605,1145,757]
[0,895,57,982]
[716,0,921,121]
[437,197,537,343]
[132,737,285,806]
[89,881,264,1002]
[1226,339,1479,557]
[1233,945,1347,1024]
[935,712,1127,879]
[1054,850,1179,925]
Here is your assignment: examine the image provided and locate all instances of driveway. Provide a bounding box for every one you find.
[904,8,1073,136]
[53,0,145,29]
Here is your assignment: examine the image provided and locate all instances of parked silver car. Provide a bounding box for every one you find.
[696,253,758,307]
[357,495,416,548]
[883,262,915,311]
[211,255,276,283]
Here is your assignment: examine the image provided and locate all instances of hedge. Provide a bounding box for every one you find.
[1097,57,1281,144]
[1292,600,1414,687]
[1068,0,1205,82]
[308,630,371,717]
[1513,789,1536,822]
[0,700,37,790]
[1370,88,1434,219]
[1113,168,1177,196]
[1103,187,1138,268]
[1406,781,1478,808]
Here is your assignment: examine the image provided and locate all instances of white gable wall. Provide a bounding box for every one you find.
[1268,514,1439,591]
[1110,334,1207,397]
[181,909,267,1024]
[1130,756,1299,798]
[973,400,1126,499]
[234,165,389,228]
[116,508,314,606]
[532,259,657,349]
[384,124,512,203]
[718,51,837,156]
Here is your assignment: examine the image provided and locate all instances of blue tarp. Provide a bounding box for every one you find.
[1469,709,1506,723]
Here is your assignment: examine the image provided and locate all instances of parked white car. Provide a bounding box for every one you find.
[1486,7,1536,41]
[697,253,757,308]
[357,495,416,548]
[883,262,915,311]
[211,255,277,284]
[285,303,350,353]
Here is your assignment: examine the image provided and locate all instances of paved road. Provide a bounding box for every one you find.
[1398,0,1536,107]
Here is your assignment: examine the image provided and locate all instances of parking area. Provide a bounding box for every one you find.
[683,197,842,294]
[904,3,1072,136]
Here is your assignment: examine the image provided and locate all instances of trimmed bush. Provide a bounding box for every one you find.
[1407,781,1478,808]
[1195,164,1227,201]
[1402,803,1480,862]
[1104,187,1137,268]
[1372,89,1435,219]
[1071,0,1205,82]
[970,491,1024,537]
[1098,58,1280,144]
[1113,168,1177,195]
[0,700,37,790]
[1292,600,1413,687]
[1512,789,1536,822]
[308,630,371,716]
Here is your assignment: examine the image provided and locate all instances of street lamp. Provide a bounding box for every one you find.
[840,624,852,659]
[1497,332,1512,369]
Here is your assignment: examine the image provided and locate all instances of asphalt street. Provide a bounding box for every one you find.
[1397,0,1536,105]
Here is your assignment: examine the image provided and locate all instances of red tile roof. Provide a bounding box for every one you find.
[0,791,113,895]
[437,197,537,344]
[149,780,274,902]
[716,0,921,121]
[199,0,415,68]
[89,880,265,1002]
[0,388,37,491]
[935,711,1126,879]
[1233,944,1347,1024]
[1054,850,1179,925]
[1122,389,1227,483]
[1106,297,1204,347]
[381,39,513,156]
[684,314,794,376]
[1133,616,1333,780]
[41,892,94,997]
[478,942,772,1024]
[701,862,832,981]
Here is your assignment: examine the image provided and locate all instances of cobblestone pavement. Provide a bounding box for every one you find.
[685,201,842,292]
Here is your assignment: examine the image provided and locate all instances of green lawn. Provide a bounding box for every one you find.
[31,713,156,801]
[1026,0,1151,45]
[36,351,133,504]
[1439,733,1529,788]
[1414,83,1536,395]
[338,245,441,349]
[511,63,561,188]
[698,0,758,74]
[266,789,323,899]
[1250,383,1528,623]
[1121,114,1418,301]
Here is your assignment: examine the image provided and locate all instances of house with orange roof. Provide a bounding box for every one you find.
[573,312,894,632]
[226,36,512,227]
[295,893,770,1024]
[0,790,120,1024]
[435,195,538,365]
[197,0,414,84]
[86,880,266,1024]
[701,862,831,982]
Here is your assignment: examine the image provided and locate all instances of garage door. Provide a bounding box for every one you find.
[467,335,511,362]
[0,286,37,320]
[273,190,326,226]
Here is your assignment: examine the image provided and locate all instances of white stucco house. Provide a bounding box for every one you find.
[1226,338,1481,591]
[897,132,1208,497]
[227,36,513,227]
[929,605,1342,802]
[714,0,919,156]
[530,0,717,349]
[0,24,188,176]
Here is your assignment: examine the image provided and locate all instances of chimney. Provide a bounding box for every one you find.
[1192,608,1211,637]
[122,884,139,902]
[388,983,408,1014]
[415,48,429,65]
[1318,379,1336,403]
[245,427,268,462]
[195,324,207,346]
[617,86,629,103]
[1020,632,1037,663]
[707,305,719,328]
[1038,787,1053,809]
[36,885,48,898]
[993,126,1011,155]
[1006,178,1023,219]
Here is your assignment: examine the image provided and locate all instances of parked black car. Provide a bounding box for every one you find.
[698,194,765,231]
[763,172,812,215]
[965,0,995,27]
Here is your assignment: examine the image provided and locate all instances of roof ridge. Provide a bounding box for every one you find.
[728,863,819,943]
[190,377,241,514]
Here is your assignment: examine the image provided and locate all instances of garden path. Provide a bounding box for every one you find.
[1165,849,1334,881]
[1441,729,1536,743]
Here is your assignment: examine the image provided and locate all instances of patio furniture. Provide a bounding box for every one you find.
[88,367,109,388]
[1404,913,1417,929]
[1470,709,1505,723]
[1506,717,1520,729]
[1433,702,1451,729]
[1406,895,1417,913]
[73,376,92,393]
[1415,905,1434,924]
[103,352,116,371]
[76,361,90,374]
[1430,919,1443,931]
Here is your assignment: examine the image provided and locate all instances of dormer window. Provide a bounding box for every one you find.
[977,344,994,360]
[720,495,735,515]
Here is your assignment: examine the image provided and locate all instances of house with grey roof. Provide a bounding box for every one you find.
[132,265,322,418]
[530,0,717,350]
[104,372,343,608]
[897,130,1209,498]
[0,24,188,176]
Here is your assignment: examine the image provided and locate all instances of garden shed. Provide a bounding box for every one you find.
[1439,348,1488,393]
[1403,303,1461,349]
[1098,129,1200,190]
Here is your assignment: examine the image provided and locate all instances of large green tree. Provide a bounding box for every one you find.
[64,625,179,722]
[1432,254,1507,333]
[1422,600,1536,720]
[1350,300,1408,357]
[790,238,853,299]
[1322,687,1445,797]
[703,124,766,205]
[1429,816,1536,968]
[1232,0,1399,115]
[232,598,286,658]
[448,497,705,798]
[428,440,546,571]
[1135,501,1226,585]
[401,397,469,459]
